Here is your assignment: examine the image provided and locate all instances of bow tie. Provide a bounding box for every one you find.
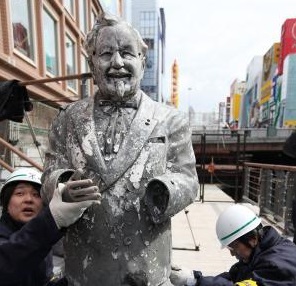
[98,99,138,109]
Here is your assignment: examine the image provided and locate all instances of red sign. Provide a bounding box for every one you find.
[278,18,296,75]
[208,163,215,173]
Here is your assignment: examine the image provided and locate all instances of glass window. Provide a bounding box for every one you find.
[79,1,87,33]
[11,0,34,60]
[91,9,97,28]
[66,34,77,90]
[43,9,59,75]
[140,11,155,37]
[64,0,74,15]
[81,54,90,97]
[81,54,89,74]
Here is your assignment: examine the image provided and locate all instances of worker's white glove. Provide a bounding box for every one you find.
[49,182,101,229]
[170,265,197,286]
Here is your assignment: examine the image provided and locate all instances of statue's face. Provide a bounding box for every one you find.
[92,24,145,101]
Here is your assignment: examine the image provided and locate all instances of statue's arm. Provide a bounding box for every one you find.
[41,108,74,203]
[145,111,199,223]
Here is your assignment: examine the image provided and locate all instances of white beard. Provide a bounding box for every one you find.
[115,81,125,98]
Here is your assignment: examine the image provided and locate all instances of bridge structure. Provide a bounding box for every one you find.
[191,128,295,202]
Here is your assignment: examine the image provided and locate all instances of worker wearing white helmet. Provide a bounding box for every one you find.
[216,204,262,261]
[0,168,43,216]
[170,204,296,286]
[0,167,100,286]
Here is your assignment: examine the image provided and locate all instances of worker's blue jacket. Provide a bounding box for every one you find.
[0,208,63,286]
[197,226,296,286]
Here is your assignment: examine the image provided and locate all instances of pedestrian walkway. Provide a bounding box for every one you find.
[171,184,260,276]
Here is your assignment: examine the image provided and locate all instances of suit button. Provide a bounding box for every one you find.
[125,203,132,211]
[124,237,132,246]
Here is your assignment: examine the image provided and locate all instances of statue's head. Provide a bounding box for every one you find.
[85,13,148,101]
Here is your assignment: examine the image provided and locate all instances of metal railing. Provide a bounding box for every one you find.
[243,162,296,234]
[191,127,294,138]
[0,136,43,172]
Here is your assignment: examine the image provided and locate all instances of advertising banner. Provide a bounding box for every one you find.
[262,43,280,82]
[283,54,296,127]
[260,44,280,105]
[278,18,296,75]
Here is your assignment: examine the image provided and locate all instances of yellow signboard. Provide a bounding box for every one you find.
[260,80,272,105]
[284,120,296,127]
[171,60,179,108]
[231,93,241,121]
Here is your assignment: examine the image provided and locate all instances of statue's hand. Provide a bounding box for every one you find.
[145,180,169,223]
[62,179,101,202]
[146,180,169,213]
[62,169,101,202]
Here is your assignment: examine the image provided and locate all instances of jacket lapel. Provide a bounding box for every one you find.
[71,97,108,176]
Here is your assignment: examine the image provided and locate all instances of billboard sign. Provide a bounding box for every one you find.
[260,43,280,105]
[283,54,296,127]
[278,18,296,75]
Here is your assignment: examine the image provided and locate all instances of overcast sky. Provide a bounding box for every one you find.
[159,0,296,114]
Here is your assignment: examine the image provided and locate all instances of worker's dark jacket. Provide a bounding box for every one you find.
[197,226,296,286]
[0,208,63,286]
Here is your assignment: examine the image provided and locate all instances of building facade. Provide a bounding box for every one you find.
[0,0,102,172]
[130,0,166,102]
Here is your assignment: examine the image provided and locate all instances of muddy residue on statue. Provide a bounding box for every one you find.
[41,13,199,286]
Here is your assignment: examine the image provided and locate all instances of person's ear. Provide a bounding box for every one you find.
[87,56,97,84]
[87,56,94,72]
[141,56,146,71]
[250,237,258,248]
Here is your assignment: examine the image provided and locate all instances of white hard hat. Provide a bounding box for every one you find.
[216,204,261,248]
[0,168,42,210]
[3,168,42,186]
[1,168,42,197]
